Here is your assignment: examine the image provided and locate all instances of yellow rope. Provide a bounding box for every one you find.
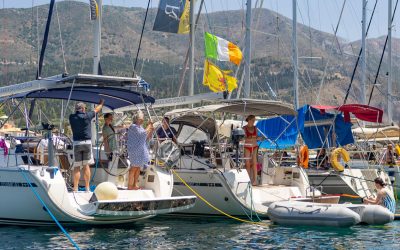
[171,169,269,226]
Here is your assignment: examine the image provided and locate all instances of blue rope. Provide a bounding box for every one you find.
[19,168,80,250]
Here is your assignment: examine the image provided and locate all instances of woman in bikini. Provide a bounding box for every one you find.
[243,115,260,186]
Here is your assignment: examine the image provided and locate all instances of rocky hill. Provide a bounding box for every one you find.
[0,1,398,121]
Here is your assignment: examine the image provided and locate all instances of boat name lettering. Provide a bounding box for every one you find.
[0,182,37,188]
[155,96,186,105]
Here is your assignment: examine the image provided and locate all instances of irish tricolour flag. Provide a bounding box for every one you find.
[204,32,243,66]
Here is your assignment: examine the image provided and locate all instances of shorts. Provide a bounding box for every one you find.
[73,140,94,168]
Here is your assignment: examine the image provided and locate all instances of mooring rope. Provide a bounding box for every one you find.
[171,169,269,226]
[19,168,80,249]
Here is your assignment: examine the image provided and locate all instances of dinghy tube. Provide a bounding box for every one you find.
[268,202,360,227]
[268,201,394,227]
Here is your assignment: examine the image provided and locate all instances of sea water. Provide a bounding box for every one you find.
[0,214,399,249]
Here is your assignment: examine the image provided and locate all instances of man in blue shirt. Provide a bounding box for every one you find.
[69,99,104,191]
[156,117,177,143]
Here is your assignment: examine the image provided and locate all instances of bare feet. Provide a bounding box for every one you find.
[133,186,141,190]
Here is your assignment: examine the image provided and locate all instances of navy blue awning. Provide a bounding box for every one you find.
[9,86,155,110]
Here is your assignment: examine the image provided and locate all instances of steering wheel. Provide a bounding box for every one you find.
[154,139,180,168]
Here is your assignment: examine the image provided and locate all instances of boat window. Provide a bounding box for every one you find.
[170,124,179,131]
[177,125,207,144]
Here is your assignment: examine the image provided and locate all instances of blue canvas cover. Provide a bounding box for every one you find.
[257,105,354,149]
[301,105,354,149]
[257,114,301,149]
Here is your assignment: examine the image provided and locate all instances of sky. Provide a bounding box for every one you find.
[2,0,399,42]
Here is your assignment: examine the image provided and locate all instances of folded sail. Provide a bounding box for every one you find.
[153,0,190,34]
[204,32,242,65]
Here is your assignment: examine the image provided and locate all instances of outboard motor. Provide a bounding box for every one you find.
[231,127,245,169]
[193,140,206,157]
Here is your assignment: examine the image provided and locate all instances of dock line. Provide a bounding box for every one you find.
[19,168,81,249]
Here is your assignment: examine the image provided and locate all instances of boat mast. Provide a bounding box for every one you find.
[93,0,102,75]
[92,0,102,145]
[188,0,195,97]
[387,0,393,124]
[292,0,298,109]
[361,0,367,105]
[243,0,252,98]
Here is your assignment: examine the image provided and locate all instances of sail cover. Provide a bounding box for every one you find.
[301,105,354,149]
[8,86,155,110]
[257,115,300,149]
[257,105,354,149]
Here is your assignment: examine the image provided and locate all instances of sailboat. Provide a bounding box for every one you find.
[133,0,338,218]
[0,0,196,226]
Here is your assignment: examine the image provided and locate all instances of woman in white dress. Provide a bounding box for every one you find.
[126,111,154,190]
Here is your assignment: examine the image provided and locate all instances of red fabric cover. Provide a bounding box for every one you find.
[311,104,383,123]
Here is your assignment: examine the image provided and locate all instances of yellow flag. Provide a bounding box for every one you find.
[202,60,237,93]
[178,0,190,34]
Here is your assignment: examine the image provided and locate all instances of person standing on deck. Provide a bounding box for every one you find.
[102,113,119,184]
[156,117,177,143]
[243,115,261,186]
[69,100,104,191]
[385,144,396,166]
[127,111,154,190]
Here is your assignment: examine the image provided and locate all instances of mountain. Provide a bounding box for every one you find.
[0,1,398,121]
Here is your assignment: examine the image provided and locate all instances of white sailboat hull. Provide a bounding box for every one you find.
[172,169,254,217]
[0,164,196,226]
[171,165,314,217]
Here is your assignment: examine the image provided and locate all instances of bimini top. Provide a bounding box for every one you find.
[352,125,400,139]
[7,86,155,110]
[166,99,296,117]
[312,104,383,123]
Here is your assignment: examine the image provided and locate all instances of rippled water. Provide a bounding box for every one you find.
[1,215,400,249]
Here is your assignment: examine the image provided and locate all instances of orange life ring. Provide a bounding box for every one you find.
[298,145,309,169]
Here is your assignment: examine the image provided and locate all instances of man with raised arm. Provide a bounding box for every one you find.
[69,99,104,191]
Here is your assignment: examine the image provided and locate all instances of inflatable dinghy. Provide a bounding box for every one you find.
[268,201,394,227]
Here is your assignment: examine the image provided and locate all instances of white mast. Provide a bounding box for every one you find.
[92,0,102,145]
[292,0,299,109]
[387,0,393,123]
[361,0,367,105]
[243,0,252,98]
[188,0,195,97]
[93,0,102,75]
